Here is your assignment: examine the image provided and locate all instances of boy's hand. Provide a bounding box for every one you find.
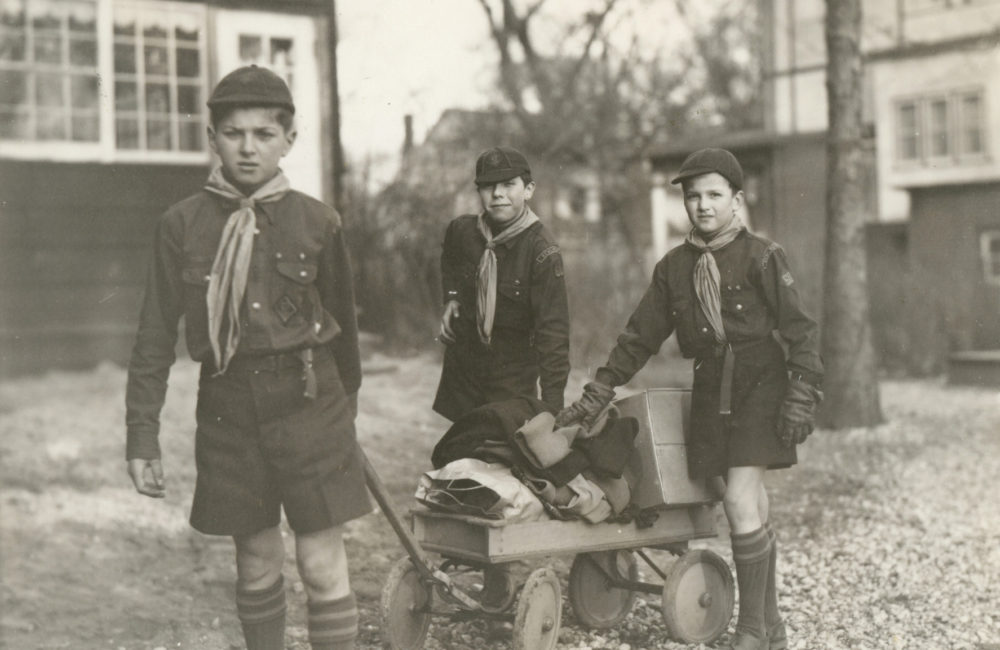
[438,300,461,345]
[555,381,615,428]
[128,458,166,498]
[778,378,823,447]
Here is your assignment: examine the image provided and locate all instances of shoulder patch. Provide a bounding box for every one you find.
[781,271,794,286]
[536,244,560,265]
[760,242,781,272]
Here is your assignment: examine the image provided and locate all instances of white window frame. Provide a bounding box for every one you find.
[895,98,922,164]
[893,87,988,168]
[1,0,209,165]
[957,89,987,159]
[981,230,1000,287]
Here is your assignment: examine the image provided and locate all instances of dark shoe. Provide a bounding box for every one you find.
[730,631,769,650]
[768,621,788,650]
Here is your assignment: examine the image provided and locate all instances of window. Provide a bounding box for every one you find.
[0,0,100,142]
[1,0,208,162]
[894,89,987,166]
[112,4,205,152]
[237,33,294,88]
[982,231,1000,286]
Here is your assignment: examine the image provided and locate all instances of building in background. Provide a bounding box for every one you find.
[647,0,1000,374]
[0,0,339,375]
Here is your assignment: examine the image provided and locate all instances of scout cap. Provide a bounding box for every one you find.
[207,65,295,114]
[671,147,743,190]
[475,146,531,185]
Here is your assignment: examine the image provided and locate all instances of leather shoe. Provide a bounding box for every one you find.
[768,621,787,650]
[730,631,768,650]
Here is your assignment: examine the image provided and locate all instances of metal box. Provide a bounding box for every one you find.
[614,388,716,509]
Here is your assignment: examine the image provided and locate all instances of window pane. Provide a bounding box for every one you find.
[178,120,202,151]
[142,16,167,40]
[71,113,98,141]
[69,36,96,66]
[929,99,948,157]
[67,2,96,33]
[176,47,199,78]
[34,33,63,63]
[0,108,30,139]
[962,95,983,155]
[70,74,97,108]
[239,35,262,65]
[177,84,200,114]
[145,83,170,114]
[116,117,139,149]
[271,38,293,67]
[0,30,26,61]
[144,45,169,75]
[0,69,27,105]
[146,118,172,150]
[37,108,67,139]
[1,2,26,28]
[115,80,137,110]
[175,13,200,42]
[113,9,135,36]
[36,73,64,107]
[114,42,135,73]
[898,104,919,160]
[30,5,61,30]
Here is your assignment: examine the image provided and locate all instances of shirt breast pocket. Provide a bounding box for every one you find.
[722,288,763,333]
[274,260,319,325]
[494,281,531,330]
[181,262,212,302]
[670,297,696,349]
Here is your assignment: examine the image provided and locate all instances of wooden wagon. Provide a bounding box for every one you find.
[370,389,735,650]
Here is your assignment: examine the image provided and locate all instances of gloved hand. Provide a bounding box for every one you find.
[555,381,615,428]
[778,378,823,447]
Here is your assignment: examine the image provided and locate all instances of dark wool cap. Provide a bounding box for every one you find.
[475,146,531,185]
[671,147,743,190]
[207,65,295,114]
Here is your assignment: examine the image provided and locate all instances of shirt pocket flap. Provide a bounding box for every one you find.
[276,261,317,284]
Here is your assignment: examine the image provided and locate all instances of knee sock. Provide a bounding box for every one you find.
[731,526,772,638]
[236,575,287,650]
[308,592,359,650]
[764,521,781,628]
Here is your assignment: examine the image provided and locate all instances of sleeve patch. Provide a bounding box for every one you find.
[760,242,781,272]
[536,244,560,265]
[781,271,794,286]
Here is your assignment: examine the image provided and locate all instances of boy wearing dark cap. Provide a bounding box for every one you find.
[559,148,823,650]
[125,65,370,650]
[433,146,570,421]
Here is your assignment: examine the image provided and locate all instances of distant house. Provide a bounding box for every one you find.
[0,0,340,376]
[647,0,1000,374]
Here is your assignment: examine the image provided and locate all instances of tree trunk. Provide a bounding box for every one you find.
[820,0,883,428]
[328,0,344,212]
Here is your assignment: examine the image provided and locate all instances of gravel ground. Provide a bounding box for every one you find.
[1,356,998,650]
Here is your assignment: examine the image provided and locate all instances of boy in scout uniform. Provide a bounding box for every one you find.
[125,66,370,650]
[559,148,823,650]
[434,146,570,421]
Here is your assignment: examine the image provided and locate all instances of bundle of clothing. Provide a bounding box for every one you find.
[415,396,643,525]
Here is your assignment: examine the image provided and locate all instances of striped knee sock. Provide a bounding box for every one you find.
[308,592,359,650]
[731,526,771,639]
[236,576,287,650]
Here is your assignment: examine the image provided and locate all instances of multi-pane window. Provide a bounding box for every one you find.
[237,33,294,89]
[981,231,1000,286]
[895,89,987,165]
[0,0,100,142]
[0,0,207,160]
[113,4,205,152]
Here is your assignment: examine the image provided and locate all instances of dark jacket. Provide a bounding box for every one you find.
[125,189,360,460]
[434,214,570,418]
[596,229,823,388]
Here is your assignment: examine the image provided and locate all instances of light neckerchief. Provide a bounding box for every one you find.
[203,166,291,373]
[684,216,745,345]
[475,206,540,345]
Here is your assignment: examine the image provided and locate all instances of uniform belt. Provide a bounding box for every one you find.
[222,347,329,399]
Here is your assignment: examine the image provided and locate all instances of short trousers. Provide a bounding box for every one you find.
[686,338,796,478]
[433,330,540,422]
[189,346,372,537]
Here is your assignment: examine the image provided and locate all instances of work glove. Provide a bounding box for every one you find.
[777,377,823,447]
[555,381,615,428]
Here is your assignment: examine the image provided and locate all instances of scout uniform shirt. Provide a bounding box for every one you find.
[125,189,361,461]
[433,214,570,420]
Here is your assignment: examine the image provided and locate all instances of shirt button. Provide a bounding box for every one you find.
[736,304,743,310]
[735,284,741,290]
[299,252,306,260]
[251,302,261,310]
[702,327,708,333]
[726,285,732,290]
[276,252,283,259]
[203,274,211,282]
[299,270,308,278]
[254,228,260,235]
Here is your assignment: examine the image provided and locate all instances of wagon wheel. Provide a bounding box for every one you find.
[512,567,562,650]
[568,550,638,628]
[661,549,734,644]
[380,557,433,650]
